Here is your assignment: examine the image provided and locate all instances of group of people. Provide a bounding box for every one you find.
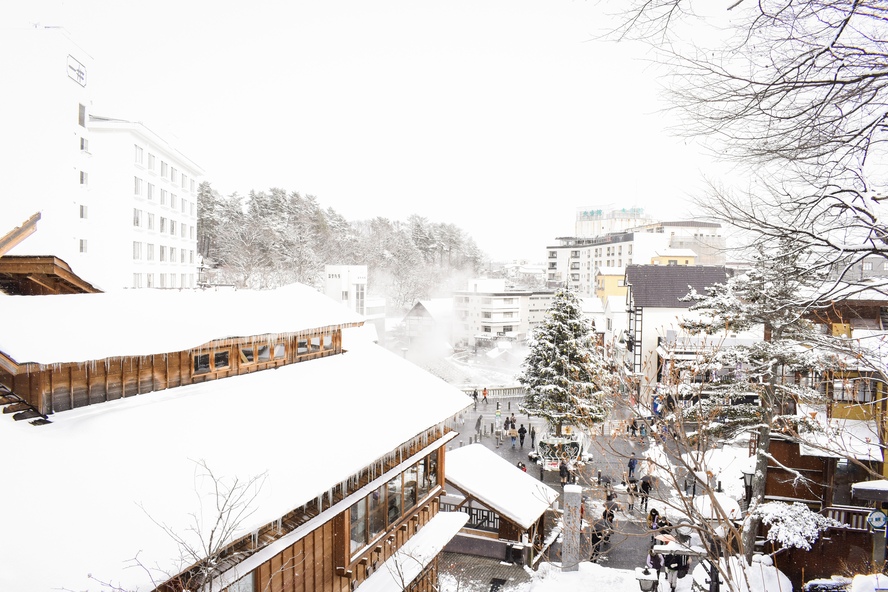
[470,387,489,409]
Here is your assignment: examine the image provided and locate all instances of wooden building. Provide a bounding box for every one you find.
[0,284,472,592]
[441,444,559,564]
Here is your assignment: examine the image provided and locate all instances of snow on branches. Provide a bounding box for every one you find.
[752,502,845,551]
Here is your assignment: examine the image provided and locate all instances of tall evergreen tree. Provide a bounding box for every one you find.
[519,288,613,435]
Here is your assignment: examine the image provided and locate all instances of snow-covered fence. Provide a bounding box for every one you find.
[462,386,525,398]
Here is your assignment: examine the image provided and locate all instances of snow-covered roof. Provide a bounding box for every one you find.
[445,444,559,529]
[406,298,454,323]
[0,283,364,365]
[653,248,697,259]
[0,336,471,592]
[596,267,624,276]
[799,416,883,462]
[358,512,468,592]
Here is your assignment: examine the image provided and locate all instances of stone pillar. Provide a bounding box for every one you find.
[562,484,582,572]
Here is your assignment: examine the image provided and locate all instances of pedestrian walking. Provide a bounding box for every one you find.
[559,459,570,487]
[664,553,681,592]
[475,415,483,438]
[626,480,638,512]
[472,388,478,410]
[482,387,488,404]
[646,544,665,580]
[509,425,518,448]
[518,424,527,447]
[640,475,653,510]
[628,452,638,480]
[630,418,638,438]
[530,426,536,449]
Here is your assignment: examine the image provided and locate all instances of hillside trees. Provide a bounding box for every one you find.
[519,288,614,435]
[196,185,484,306]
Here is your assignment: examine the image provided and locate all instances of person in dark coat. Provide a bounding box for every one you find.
[628,452,638,480]
[559,459,570,487]
[646,544,665,580]
[518,424,527,447]
[663,553,681,591]
[530,426,536,448]
[640,475,653,510]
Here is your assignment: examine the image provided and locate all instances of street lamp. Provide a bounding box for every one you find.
[634,567,658,592]
[741,468,754,505]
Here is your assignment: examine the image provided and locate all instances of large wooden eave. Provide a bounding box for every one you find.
[0,255,101,295]
[0,352,21,376]
[0,213,40,258]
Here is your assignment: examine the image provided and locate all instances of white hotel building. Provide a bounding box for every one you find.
[0,26,202,291]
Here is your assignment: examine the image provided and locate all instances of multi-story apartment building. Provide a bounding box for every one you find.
[89,116,203,290]
[0,26,202,291]
[452,279,555,347]
[546,220,725,295]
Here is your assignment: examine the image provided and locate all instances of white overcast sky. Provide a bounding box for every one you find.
[5,0,720,261]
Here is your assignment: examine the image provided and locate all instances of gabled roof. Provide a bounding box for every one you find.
[0,255,101,295]
[405,298,454,323]
[0,333,471,592]
[445,444,559,530]
[0,283,362,365]
[625,265,730,309]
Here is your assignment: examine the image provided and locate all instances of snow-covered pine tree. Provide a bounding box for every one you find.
[519,287,612,436]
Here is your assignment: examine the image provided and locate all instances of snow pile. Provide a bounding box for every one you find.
[692,555,793,592]
[528,562,642,592]
[754,502,845,550]
[852,573,888,592]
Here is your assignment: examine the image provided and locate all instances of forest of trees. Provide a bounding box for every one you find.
[196,183,486,309]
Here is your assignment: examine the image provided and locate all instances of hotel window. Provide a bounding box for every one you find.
[79,239,87,253]
[79,205,88,219]
[134,144,143,164]
[146,273,154,288]
[171,167,178,184]
[181,198,188,214]
[147,153,155,170]
[147,243,154,261]
[147,183,154,200]
[161,189,168,205]
[171,193,178,209]
[386,475,403,525]
[193,349,231,375]
[864,261,874,271]
[161,161,168,178]
[80,171,88,186]
[170,274,177,288]
[133,208,142,227]
[190,202,195,216]
[133,273,142,288]
[189,250,194,263]
[159,245,167,262]
[159,273,166,288]
[181,173,188,189]
[190,179,195,193]
[132,241,142,260]
[80,137,89,152]
[160,217,167,233]
[180,249,186,263]
[181,224,187,238]
[78,103,86,127]
[170,220,177,236]
[190,225,195,239]
[147,213,155,230]
[134,177,142,196]
[170,247,177,262]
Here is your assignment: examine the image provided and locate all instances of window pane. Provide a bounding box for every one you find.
[241,347,254,363]
[323,334,333,350]
[194,354,210,374]
[386,475,403,525]
[274,343,285,359]
[311,336,321,352]
[368,484,386,540]
[257,345,271,362]
[214,351,230,369]
[349,499,367,555]
[404,464,418,510]
[417,458,429,500]
[297,339,308,354]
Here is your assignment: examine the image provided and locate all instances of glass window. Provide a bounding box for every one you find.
[241,347,254,364]
[274,343,285,359]
[147,213,154,230]
[228,573,254,592]
[323,334,333,350]
[161,161,168,178]
[417,458,429,499]
[134,177,142,195]
[133,208,142,227]
[214,351,230,369]
[148,153,155,170]
[132,241,142,260]
[404,464,418,510]
[78,103,86,126]
[134,144,143,164]
[311,337,321,352]
[386,475,402,525]
[147,183,154,200]
[297,339,308,354]
[368,484,386,540]
[194,354,210,374]
[79,205,87,219]
[257,345,271,362]
[349,499,367,555]
[428,454,439,489]
[147,243,154,261]
[79,239,87,253]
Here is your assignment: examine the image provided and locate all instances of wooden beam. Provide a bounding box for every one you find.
[0,213,40,257]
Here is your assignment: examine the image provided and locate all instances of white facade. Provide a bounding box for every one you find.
[574,206,654,238]
[88,117,202,290]
[324,264,368,314]
[452,279,556,346]
[545,221,725,295]
[0,27,95,276]
[0,26,202,291]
